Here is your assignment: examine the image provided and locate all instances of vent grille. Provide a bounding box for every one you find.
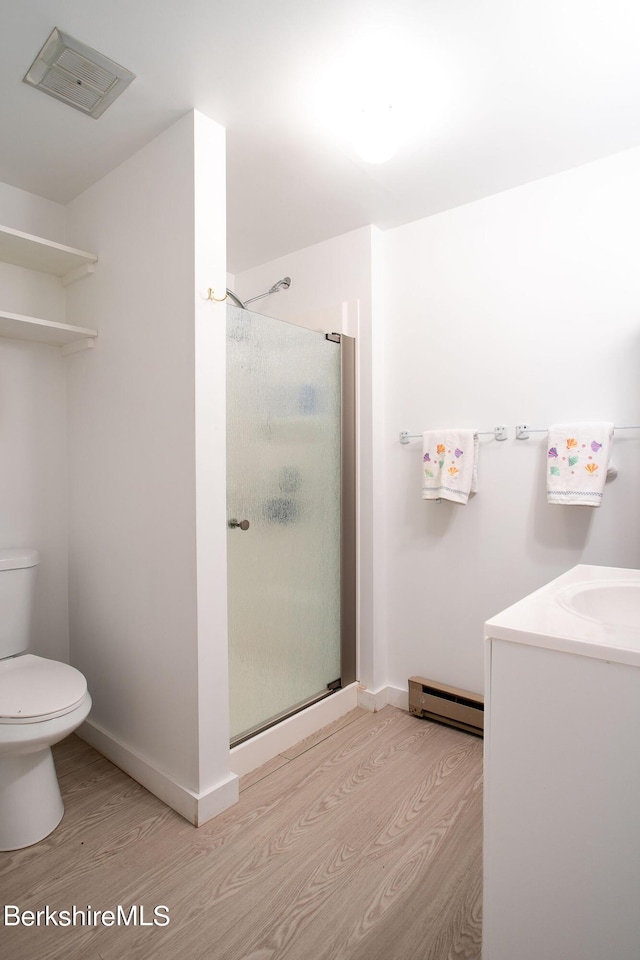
[23,28,135,119]
[56,48,118,94]
[40,71,103,112]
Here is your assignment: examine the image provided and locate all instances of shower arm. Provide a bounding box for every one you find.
[244,277,291,306]
[243,291,272,306]
[224,277,291,310]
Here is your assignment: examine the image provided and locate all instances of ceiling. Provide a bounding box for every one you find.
[2,1,640,273]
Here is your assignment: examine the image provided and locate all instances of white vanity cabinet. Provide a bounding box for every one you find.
[0,223,97,349]
[482,564,640,960]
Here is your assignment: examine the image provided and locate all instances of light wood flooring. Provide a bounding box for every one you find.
[0,706,483,960]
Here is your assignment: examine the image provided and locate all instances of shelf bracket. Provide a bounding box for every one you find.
[61,338,96,356]
[62,262,95,287]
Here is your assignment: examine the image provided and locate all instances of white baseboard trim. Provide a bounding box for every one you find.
[357,684,409,713]
[230,682,359,778]
[76,718,239,827]
[76,684,409,824]
[386,685,409,711]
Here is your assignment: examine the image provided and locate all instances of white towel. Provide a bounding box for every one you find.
[546,422,614,506]
[422,429,478,504]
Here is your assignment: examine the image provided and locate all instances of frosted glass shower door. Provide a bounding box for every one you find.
[226,305,343,744]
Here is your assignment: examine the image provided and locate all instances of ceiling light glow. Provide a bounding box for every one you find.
[313,32,419,164]
[351,102,399,164]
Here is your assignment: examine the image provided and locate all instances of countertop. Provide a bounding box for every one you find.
[484,564,640,667]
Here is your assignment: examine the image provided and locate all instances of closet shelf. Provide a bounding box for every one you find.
[0,310,97,348]
[0,224,97,280]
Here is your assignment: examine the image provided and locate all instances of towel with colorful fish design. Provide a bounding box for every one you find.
[422,429,478,504]
[546,422,614,506]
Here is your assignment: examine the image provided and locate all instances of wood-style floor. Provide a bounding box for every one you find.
[0,706,483,960]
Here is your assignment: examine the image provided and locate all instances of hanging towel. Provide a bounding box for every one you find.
[546,422,614,506]
[422,429,478,504]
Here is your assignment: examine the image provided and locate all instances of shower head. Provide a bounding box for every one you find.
[269,277,291,293]
[244,277,292,306]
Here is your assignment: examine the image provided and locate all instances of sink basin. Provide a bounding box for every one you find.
[556,579,640,630]
[486,565,640,669]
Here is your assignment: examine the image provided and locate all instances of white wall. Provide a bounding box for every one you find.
[0,183,69,661]
[0,181,66,242]
[384,146,640,696]
[234,227,388,693]
[65,112,236,822]
[193,110,233,805]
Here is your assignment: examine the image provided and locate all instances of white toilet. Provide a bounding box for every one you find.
[0,548,92,850]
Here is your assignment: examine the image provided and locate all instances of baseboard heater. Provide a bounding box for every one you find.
[408,676,484,737]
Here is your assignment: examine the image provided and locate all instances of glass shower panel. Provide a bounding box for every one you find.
[226,305,342,744]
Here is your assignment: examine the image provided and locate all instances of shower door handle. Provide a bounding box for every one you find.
[228,519,250,531]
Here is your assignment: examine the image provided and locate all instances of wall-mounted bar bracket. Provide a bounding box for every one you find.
[515,425,548,440]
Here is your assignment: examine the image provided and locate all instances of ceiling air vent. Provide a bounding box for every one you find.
[23,28,135,119]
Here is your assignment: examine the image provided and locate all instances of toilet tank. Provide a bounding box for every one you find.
[0,549,40,658]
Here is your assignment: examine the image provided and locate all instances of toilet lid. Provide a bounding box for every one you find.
[0,654,87,720]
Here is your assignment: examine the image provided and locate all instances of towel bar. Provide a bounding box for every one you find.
[399,425,508,444]
[516,424,640,440]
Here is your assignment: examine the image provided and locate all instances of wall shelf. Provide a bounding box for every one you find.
[0,223,98,350]
[0,224,97,280]
[0,310,97,348]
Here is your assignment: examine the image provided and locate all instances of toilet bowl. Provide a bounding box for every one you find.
[0,549,92,850]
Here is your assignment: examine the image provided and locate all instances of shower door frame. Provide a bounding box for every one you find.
[338,332,357,691]
[227,320,357,747]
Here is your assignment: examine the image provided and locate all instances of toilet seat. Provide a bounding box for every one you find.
[0,654,88,723]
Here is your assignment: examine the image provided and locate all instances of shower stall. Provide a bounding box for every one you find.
[226,300,356,746]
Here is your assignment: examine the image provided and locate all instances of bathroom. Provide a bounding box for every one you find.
[2,2,640,957]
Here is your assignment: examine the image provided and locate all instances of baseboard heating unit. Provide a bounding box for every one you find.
[408,676,484,737]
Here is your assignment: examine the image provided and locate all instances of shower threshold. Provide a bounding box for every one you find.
[230,687,338,748]
[229,682,359,778]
